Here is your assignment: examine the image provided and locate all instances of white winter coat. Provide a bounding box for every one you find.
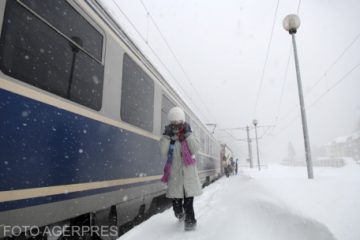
[160,134,203,198]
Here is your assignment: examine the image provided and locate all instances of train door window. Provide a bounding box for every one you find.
[185,113,190,124]
[205,135,209,154]
[208,138,211,155]
[161,94,175,133]
[121,54,154,132]
[0,0,104,110]
[192,122,199,140]
[200,129,205,152]
[195,125,200,141]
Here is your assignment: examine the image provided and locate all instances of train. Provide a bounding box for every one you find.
[0,0,223,239]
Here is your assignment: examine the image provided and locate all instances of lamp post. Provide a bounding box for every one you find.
[246,126,254,168]
[283,14,314,179]
[252,119,261,171]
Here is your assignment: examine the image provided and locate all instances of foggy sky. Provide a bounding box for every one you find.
[100,0,360,162]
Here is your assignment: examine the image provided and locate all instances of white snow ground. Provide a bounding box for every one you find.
[118,159,360,240]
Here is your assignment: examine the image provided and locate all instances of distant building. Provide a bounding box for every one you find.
[312,144,330,158]
[283,131,360,167]
[329,131,360,160]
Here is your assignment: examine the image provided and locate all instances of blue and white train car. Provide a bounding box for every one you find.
[0,0,221,238]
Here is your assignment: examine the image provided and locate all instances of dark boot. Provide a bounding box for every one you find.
[172,198,184,221]
[183,197,196,231]
[176,212,185,222]
[184,218,197,231]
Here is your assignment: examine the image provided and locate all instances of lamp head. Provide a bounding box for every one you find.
[283,14,301,34]
[252,119,258,126]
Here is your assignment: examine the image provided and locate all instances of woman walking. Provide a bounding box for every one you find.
[160,106,202,231]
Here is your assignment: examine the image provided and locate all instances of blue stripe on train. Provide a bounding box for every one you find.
[0,89,164,193]
[0,179,159,212]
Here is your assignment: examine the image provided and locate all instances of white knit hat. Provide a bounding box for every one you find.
[167,107,185,122]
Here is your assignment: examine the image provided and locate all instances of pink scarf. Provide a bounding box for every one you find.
[161,140,196,183]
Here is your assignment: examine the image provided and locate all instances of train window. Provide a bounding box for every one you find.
[121,54,154,132]
[0,0,104,110]
[200,129,205,152]
[205,135,209,154]
[161,94,175,133]
[18,0,103,61]
[192,122,199,140]
[195,125,200,141]
[185,113,191,124]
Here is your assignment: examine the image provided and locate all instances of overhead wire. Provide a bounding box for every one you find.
[266,0,360,139]
[111,0,211,123]
[253,0,280,118]
[308,61,360,108]
[138,0,219,124]
[273,30,360,135]
[305,31,360,96]
[274,0,360,128]
[275,45,292,122]
[265,0,302,139]
[137,0,246,153]
[296,0,302,14]
[274,60,360,136]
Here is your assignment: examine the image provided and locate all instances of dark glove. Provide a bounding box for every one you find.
[183,122,192,138]
[163,125,174,137]
[183,123,192,133]
[170,135,178,141]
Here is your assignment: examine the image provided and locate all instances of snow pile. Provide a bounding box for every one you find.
[118,160,360,240]
[243,159,360,240]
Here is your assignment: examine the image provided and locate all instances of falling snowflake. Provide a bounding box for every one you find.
[21,111,30,117]
[92,75,100,85]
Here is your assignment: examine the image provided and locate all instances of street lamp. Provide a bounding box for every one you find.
[283,14,314,179]
[252,119,261,171]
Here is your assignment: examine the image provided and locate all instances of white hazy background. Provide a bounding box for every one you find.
[99,0,360,163]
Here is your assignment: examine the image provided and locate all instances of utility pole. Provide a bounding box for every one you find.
[222,124,273,169]
[253,120,261,171]
[246,126,254,168]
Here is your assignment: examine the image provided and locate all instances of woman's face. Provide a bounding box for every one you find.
[171,121,184,130]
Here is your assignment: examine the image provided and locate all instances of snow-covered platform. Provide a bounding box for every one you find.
[118,160,360,240]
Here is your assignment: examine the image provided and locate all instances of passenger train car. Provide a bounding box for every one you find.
[0,0,222,238]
